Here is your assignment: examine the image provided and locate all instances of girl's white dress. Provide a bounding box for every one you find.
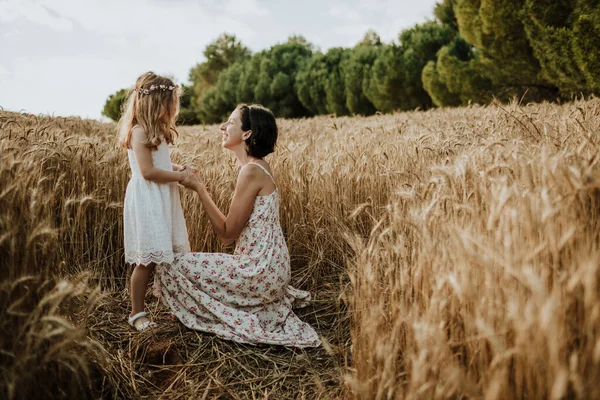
[123,138,190,266]
[154,163,321,348]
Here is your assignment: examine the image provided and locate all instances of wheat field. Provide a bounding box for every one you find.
[1,98,600,399]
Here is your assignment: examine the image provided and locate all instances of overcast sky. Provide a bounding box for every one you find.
[0,0,439,121]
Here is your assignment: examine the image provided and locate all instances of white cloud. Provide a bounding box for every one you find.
[0,0,73,32]
[2,28,20,39]
[0,0,264,119]
[224,0,269,17]
[327,0,438,45]
[330,23,374,45]
[0,56,123,118]
[370,0,437,42]
[22,0,260,52]
[329,4,362,23]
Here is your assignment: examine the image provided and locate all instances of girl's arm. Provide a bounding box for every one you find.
[131,127,187,183]
[188,166,261,246]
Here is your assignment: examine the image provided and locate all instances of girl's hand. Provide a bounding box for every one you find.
[177,168,190,183]
[180,165,203,190]
[172,163,185,172]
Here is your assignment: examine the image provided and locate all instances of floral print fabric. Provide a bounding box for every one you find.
[155,164,321,348]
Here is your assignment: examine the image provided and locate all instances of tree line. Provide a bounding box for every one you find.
[102,0,600,124]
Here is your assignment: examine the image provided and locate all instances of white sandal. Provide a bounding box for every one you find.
[128,311,157,331]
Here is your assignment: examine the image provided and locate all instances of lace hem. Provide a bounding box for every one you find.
[126,246,189,266]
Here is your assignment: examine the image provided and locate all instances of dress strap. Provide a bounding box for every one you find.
[247,162,276,185]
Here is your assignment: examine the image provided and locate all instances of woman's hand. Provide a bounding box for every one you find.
[180,165,203,191]
[177,167,190,184]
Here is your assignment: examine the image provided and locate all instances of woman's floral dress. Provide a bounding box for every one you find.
[154,163,321,348]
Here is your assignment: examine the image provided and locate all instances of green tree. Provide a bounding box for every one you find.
[522,0,600,96]
[423,29,495,108]
[424,0,566,106]
[453,0,557,99]
[572,1,600,93]
[296,52,328,115]
[365,21,455,112]
[422,0,464,107]
[296,47,350,116]
[434,37,494,105]
[178,84,201,125]
[357,29,382,47]
[199,62,245,123]
[198,36,314,123]
[189,34,251,123]
[101,89,127,121]
[422,60,461,107]
[434,0,459,31]
[324,48,351,116]
[251,37,314,118]
[341,32,382,116]
[237,53,264,105]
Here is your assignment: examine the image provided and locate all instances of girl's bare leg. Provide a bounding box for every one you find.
[130,263,156,318]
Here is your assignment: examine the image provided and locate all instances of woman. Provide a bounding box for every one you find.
[155,104,321,348]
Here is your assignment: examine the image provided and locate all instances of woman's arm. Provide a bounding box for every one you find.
[131,127,187,183]
[188,166,261,245]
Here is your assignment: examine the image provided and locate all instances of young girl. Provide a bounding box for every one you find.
[117,71,190,331]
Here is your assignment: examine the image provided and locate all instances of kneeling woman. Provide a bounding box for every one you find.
[155,104,321,348]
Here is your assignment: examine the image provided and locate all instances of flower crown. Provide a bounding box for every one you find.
[136,84,179,95]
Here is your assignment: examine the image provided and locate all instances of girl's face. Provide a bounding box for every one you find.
[219,109,249,151]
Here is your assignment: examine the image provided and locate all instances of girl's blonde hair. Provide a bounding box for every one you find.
[117,71,182,149]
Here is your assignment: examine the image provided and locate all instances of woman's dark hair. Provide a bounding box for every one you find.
[237,104,278,158]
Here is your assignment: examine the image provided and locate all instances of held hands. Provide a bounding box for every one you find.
[174,164,188,182]
[179,165,203,190]
[176,165,189,183]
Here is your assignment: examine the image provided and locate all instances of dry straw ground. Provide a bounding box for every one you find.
[1,98,600,399]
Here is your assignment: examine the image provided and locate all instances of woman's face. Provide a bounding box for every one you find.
[219,108,248,151]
